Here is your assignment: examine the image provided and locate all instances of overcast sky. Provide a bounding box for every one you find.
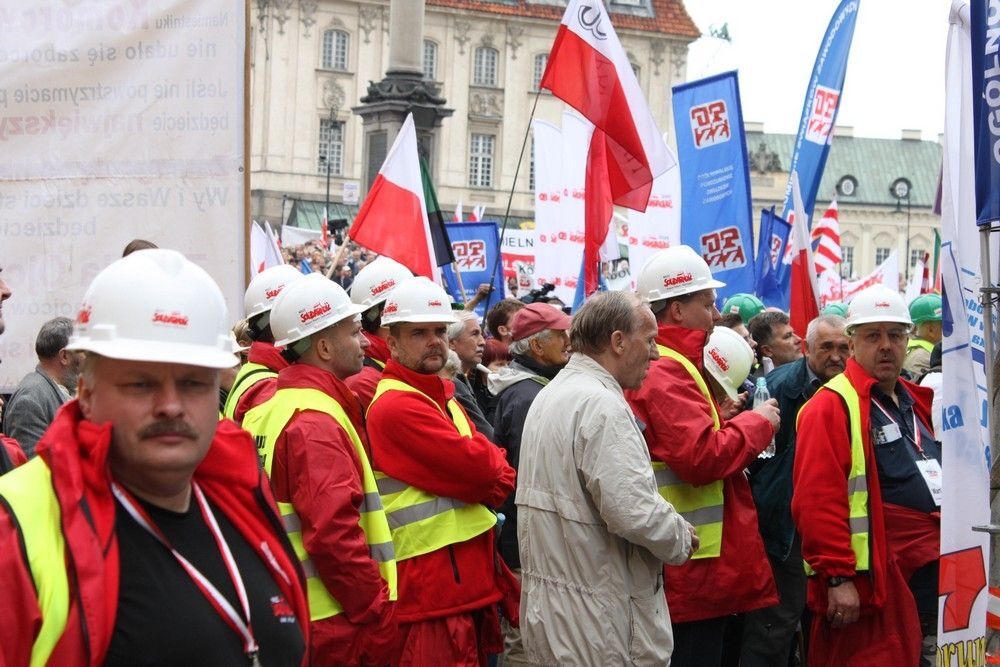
[683,0,951,142]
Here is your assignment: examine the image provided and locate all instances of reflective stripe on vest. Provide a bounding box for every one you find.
[222,362,276,420]
[650,344,724,559]
[907,338,934,354]
[368,378,497,561]
[0,458,70,666]
[243,387,397,621]
[798,373,870,575]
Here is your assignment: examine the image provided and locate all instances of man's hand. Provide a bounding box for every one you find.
[686,523,700,558]
[753,398,780,432]
[826,580,860,628]
[719,391,748,419]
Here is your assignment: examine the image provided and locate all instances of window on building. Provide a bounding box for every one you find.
[322,29,349,70]
[469,133,495,188]
[473,46,499,86]
[841,246,854,277]
[875,246,891,266]
[423,40,438,80]
[318,118,344,175]
[910,248,925,268]
[532,53,548,90]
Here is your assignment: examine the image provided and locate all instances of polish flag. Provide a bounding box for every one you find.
[788,173,820,340]
[349,114,437,279]
[810,199,841,274]
[470,204,484,222]
[454,199,463,222]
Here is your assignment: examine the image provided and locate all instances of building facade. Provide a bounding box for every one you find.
[249,0,700,229]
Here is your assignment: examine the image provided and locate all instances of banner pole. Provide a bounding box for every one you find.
[451,262,468,306]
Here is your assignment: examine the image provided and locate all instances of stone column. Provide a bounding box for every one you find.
[387,1,423,77]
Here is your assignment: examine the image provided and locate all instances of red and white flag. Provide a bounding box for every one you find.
[249,221,284,277]
[454,199,463,222]
[811,199,841,274]
[788,173,820,340]
[542,0,674,294]
[470,204,484,222]
[348,114,437,279]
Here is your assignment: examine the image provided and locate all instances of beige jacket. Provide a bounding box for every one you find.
[516,354,692,666]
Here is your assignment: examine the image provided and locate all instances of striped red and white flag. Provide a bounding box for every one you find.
[810,199,841,275]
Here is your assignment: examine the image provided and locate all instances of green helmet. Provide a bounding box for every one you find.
[821,302,849,318]
[909,293,943,324]
[721,293,765,325]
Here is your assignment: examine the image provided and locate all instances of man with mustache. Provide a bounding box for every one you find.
[741,314,849,666]
[365,277,516,666]
[793,286,940,666]
[0,250,309,666]
[243,274,397,666]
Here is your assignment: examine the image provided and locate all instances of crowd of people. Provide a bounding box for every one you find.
[0,237,944,666]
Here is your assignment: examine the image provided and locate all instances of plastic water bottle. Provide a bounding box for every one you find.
[754,377,776,459]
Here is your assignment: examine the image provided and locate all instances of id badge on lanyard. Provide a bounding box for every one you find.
[871,398,940,507]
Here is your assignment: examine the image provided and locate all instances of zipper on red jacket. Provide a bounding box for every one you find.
[448,545,461,583]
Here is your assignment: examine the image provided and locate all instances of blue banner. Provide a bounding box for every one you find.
[772,0,859,309]
[755,207,792,306]
[672,71,756,302]
[972,0,1000,225]
[441,222,505,317]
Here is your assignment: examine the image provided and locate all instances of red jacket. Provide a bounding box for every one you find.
[268,363,396,665]
[345,332,390,411]
[1,434,26,471]
[625,324,778,622]
[0,401,309,666]
[232,341,288,424]
[792,358,936,613]
[365,359,516,625]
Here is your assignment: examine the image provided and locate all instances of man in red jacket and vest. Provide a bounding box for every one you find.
[224,264,304,423]
[793,285,939,666]
[243,273,398,665]
[366,276,517,667]
[626,246,780,667]
[0,249,309,666]
[346,256,413,409]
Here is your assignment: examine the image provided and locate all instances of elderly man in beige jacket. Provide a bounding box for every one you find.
[517,291,697,666]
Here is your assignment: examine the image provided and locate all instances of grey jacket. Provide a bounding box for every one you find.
[517,354,692,666]
[2,367,70,458]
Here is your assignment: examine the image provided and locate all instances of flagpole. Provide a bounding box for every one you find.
[483,88,543,307]
[451,261,468,305]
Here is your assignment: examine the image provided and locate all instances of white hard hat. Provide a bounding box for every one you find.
[845,285,913,334]
[380,277,459,326]
[350,256,414,308]
[244,264,305,318]
[703,326,754,401]
[636,245,725,304]
[270,274,366,347]
[66,249,238,369]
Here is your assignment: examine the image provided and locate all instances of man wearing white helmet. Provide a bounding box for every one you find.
[242,274,397,665]
[223,264,304,423]
[0,250,308,666]
[346,256,413,409]
[365,276,517,665]
[792,285,939,666]
[625,245,780,666]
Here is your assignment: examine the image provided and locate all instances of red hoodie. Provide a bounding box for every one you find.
[365,359,515,626]
[625,323,778,622]
[1,434,26,471]
[232,341,289,424]
[345,331,391,411]
[267,363,396,665]
[0,402,309,666]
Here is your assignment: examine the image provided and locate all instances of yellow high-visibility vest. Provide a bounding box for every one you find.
[798,373,870,576]
[0,457,70,667]
[651,344,724,559]
[222,361,276,421]
[368,378,497,561]
[243,387,397,620]
[907,338,934,354]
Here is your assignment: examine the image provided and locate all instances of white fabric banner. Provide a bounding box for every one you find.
[816,251,898,307]
[280,224,321,248]
[499,228,535,295]
[0,1,246,391]
[530,119,570,301]
[624,144,682,291]
[936,3,992,660]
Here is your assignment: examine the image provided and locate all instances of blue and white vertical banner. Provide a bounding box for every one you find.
[672,71,756,302]
[972,0,1000,226]
[770,0,859,310]
[755,207,791,305]
[936,4,995,661]
[441,221,504,317]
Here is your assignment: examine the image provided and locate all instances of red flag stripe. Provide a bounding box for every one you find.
[349,174,433,278]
